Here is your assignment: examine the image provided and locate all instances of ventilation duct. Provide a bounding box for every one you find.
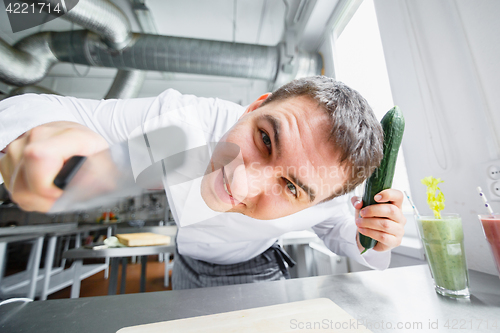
[22,0,145,99]
[49,30,303,82]
[24,0,132,50]
[0,33,58,86]
[104,69,145,99]
[0,4,322,89]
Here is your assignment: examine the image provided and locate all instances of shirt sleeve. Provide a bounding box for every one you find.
[0,89,245,150]
[0,93,163,151]
[311,195,391,270]
[0,89,243,185]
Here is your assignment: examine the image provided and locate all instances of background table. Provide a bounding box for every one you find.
[0,234,44,300]
[1,265,499,332]
[0,224,112,300]
[63,243,175,297]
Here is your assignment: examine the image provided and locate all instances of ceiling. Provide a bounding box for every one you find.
[0,0,351,104]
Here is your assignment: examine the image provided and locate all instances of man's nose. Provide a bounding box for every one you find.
[229,162,274,201]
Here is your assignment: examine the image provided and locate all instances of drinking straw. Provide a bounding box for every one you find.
[404,190,420,218]
[476,187,495,216]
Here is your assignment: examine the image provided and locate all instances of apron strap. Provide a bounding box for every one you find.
[270,242,296,278]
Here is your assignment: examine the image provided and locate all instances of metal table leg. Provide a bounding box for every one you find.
[120,257,127,294]
[164,252,172,287]
[26,240,36,273]
[104,226,112,279]
[41,235,57,300]
[158,221,164,263]
[0,242,6,287]
[27,237,44,300]
[60,236,70,269]
[140,255,147,292]
[70,259,83,298]
[108,257,120,295]
[75,233,81,248]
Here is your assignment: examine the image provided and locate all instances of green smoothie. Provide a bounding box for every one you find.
[416,214,469,295]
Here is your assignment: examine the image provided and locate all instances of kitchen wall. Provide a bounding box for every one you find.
[374,0,500,275]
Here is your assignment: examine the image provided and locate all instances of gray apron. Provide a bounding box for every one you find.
[172,242,296,290]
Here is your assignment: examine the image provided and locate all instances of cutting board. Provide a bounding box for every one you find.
[115,233,171,247]
[116,298,372,333]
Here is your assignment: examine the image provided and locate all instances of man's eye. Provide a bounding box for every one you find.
[260,130,271,152]
[285,179,298,198]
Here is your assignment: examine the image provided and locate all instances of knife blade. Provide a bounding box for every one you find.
[49,125,242,218]
[50,125,187,213]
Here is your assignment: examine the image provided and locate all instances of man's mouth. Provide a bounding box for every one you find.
[222,166,235,206]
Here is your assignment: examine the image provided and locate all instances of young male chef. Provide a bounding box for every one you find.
[0,76,406,289]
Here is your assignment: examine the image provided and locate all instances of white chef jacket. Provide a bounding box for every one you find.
[0,90,391,269]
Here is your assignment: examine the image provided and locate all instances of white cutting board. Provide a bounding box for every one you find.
[116,298,372,333]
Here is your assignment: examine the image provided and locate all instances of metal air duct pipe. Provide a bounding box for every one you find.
[25,0,145,99]
[4,0,145,98]
[1,29,322,87]
[24,0,132,50]
[1,12,321,89]
[0,33,58,86]
[36,0,146,99]
[104,69,145,99]
[49,30,284,81]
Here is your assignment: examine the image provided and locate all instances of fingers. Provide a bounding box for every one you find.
[356,217,404,238]
[20,127,103,199]
[3,131,64,210]
[0,134,29,191]
[0,121,109,213]
[374,188,404,210]
[355,189,407,252]
[351,195,363,216]
[357,225,402,251]
[10,166,56,211]
[359,201,406,226]
[22,141,65,200]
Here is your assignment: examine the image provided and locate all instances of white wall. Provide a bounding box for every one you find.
[374,0,500,275]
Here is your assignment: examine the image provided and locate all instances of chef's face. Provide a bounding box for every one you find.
[200,94,348,220]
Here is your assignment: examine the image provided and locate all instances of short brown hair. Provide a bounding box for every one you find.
[260,76,383,200]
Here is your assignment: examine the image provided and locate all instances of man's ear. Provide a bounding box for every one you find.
[239,93,272,119]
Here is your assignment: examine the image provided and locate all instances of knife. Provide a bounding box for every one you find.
[50,126,242,215]
[50,125,187,213]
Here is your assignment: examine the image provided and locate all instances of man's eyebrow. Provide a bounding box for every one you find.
[259,114,281,158]
[289,174,316,203]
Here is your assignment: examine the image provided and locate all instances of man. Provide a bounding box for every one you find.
[0,76,406,289]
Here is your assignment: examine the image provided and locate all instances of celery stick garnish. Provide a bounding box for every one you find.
[421,176,445,219]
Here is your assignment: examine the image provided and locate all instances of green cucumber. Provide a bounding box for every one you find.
[359,106,405,254]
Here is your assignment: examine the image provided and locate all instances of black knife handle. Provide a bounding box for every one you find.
[54,155,87,190]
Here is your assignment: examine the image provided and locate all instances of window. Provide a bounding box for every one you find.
[333,0,419,240]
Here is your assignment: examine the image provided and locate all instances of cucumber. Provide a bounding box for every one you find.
[359,106,405,254]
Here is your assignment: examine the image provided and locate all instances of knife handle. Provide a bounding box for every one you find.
[54,155,87,190]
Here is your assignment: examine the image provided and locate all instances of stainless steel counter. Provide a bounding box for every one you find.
[1,265,499,332]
